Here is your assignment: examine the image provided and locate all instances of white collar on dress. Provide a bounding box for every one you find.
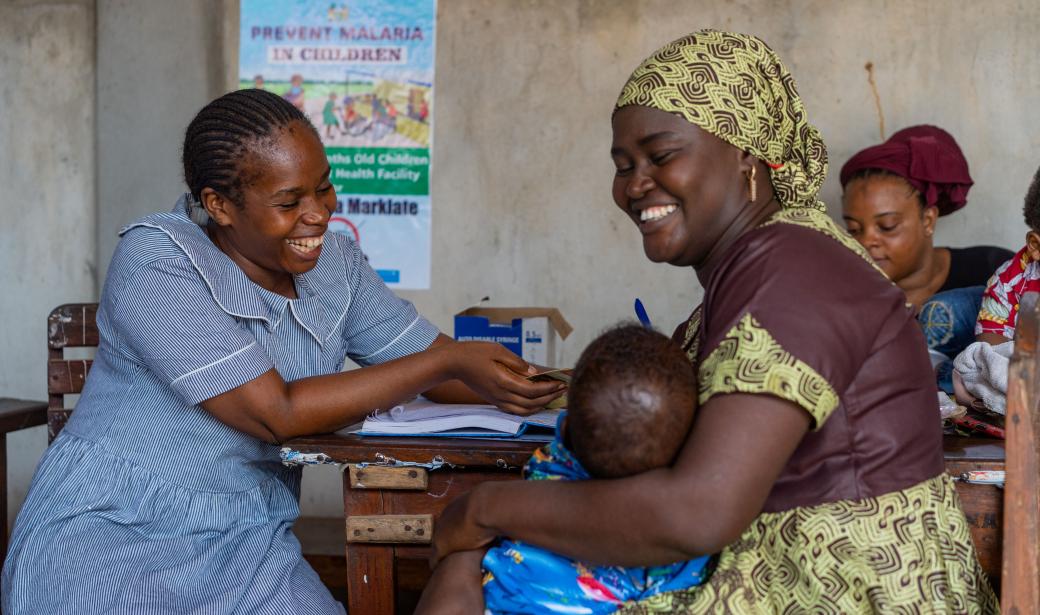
[118,194,347,345]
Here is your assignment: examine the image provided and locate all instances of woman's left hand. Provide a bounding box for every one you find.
[430,489,498,567]
[414,549,487,615]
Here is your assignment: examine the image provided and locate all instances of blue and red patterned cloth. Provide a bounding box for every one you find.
[481,416,712,614]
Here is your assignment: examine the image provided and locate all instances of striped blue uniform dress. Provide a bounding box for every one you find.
[3,196,439,614]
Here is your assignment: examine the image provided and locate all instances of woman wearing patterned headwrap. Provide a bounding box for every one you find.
[841,128,1013,393]
[419,30,997,614]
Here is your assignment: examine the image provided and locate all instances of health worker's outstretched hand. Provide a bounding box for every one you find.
[435,340,565,415]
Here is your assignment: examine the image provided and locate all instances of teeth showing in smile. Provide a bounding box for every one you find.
[639,204,678,222]
[285,235,324,253]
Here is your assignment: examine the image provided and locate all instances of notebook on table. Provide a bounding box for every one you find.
[340,398,561,440]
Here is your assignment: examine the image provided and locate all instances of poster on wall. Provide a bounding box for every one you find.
[240,0,435,289]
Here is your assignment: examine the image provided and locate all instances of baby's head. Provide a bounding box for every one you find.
[1025,164,1040,262]
[565,324,697,479]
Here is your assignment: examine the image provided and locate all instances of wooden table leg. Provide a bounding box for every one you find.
[344,479,396,615]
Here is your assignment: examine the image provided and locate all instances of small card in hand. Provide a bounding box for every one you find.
[528,369,570,409]
[527,369,571,384]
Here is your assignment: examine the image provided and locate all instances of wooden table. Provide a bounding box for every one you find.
[284,433,541,614]
[943,436,1006,586]
[0,398,48,563]
[283,433,1006,615]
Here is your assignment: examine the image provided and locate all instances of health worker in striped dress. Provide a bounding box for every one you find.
[2,88,564,614]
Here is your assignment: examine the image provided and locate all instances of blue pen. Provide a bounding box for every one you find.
[634,298,652,329]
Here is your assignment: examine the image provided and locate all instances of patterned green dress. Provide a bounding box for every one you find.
[620,210,998,614]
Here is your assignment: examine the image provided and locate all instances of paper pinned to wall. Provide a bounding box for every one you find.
[240,0,436,289]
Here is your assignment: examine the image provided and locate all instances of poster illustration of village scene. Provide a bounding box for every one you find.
[240,0,435,289]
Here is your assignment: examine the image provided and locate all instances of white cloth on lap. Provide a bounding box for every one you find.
[953,341,1013,415]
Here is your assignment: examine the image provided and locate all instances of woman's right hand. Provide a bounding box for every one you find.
[439,341,565,415]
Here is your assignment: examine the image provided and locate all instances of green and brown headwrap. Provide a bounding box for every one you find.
[616,30,827,212]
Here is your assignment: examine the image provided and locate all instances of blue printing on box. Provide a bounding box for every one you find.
[454,315,524,357]
[376,269,401,283]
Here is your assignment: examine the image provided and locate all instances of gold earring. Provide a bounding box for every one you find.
[747,166,757,203]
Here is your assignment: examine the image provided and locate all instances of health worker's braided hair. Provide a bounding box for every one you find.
[182,88,317,206]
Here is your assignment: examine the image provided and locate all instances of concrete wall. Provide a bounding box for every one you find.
[96,0,238,281]
[6,0,1037,519]
[0,0,96,526]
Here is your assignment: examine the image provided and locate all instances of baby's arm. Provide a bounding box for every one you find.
[414,549,485,615]
[977,332,1012,345]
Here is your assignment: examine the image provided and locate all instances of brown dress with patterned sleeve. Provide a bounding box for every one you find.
[621,209,998,614]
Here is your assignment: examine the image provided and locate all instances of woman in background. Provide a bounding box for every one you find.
[841,126,1012,390]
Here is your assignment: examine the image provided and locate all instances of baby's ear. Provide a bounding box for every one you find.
[1027,231,1040,262]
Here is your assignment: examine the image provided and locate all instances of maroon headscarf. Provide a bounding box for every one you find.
[839,125,974,216]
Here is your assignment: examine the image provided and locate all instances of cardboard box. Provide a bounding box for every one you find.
[454,307,573,366]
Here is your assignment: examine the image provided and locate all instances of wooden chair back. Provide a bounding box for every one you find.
[1004,291,1040,611]
[46,303,98,441]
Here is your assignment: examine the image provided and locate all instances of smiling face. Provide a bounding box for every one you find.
[841,174,936,284]
[610,105,748,268]
[203,121,336,294]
